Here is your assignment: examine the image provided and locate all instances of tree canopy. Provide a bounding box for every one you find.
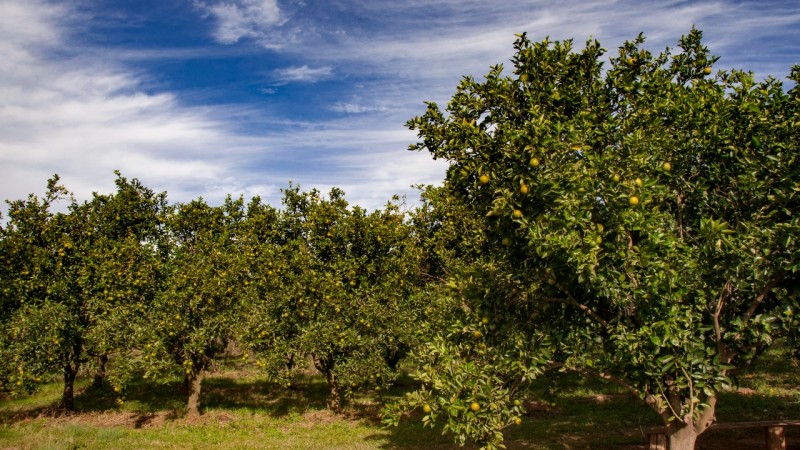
[398,28,799,449]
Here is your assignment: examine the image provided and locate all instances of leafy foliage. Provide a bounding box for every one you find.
[404,29,800,448]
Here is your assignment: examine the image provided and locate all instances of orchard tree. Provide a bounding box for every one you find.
[0,177,76,404]
[0,174,166,410]
[134,196,249,417]
[77,172,168,388]
[243,186,427,412]
[385,185,555,448]
[404,29,799,449]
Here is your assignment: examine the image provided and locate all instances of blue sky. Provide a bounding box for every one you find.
[1,0,799,212]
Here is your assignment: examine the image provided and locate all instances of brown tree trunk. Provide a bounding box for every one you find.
[93,354,108,388]
[186,369,205,417]
[325,371,342,413]
[663,396,716,450]
[667,425,698,450]
[61,364,78,412]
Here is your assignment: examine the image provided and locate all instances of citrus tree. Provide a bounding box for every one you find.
[243,186,427,412]
[384,185,557,448]
[0,174,166,410]
[133,196,249,416]
[405,29,800,449]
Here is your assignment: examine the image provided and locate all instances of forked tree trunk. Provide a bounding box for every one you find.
[186,370,205,417]
[314,356,343,413]
[663,396,716,450]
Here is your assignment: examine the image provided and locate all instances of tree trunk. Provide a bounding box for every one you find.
[667,425,698,450]
[325,371,342,413]
[93,354,108,388]
[186,369,205,417]
[663,397,716,450]
[61,364,78,412]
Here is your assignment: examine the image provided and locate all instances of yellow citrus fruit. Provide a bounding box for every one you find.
[629,196,640,206]
[512,209,523,219]
[662,162,672,171]
[514,417,523,425]
[470,402,480,412]
[612,174,620,183]
[423,404,432,413]
[635,178,643,186]
[520,184,529,194]
[529,157,540,168]
[703,67,712,75]
[479,174,490,184]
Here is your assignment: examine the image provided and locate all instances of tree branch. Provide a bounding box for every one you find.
[541,293,609,327]
[742,272,784,324]
[713,281,732,362]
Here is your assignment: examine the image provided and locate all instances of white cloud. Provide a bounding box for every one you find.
[331,101,389,114]
[272,65,333,83]
[3,0,798,218]
[195,0,285,47]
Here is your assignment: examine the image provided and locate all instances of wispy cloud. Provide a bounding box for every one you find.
[272,65,333,83]
[331,102,389,114]
[2,0,798,217]
[194,0,286,47]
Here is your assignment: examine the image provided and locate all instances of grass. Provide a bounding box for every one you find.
[1,349,798,449]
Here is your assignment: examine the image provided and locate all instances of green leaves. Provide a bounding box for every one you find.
[407,28,800,445]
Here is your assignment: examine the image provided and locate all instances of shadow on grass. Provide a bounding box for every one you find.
[3,351,798,449]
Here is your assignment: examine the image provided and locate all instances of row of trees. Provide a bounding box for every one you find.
[2,29,798,450]
[0,174,439,416]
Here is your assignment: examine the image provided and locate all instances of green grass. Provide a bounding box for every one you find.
[2,349,798,449]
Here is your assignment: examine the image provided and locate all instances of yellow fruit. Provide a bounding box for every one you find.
[472,330,483,338]
[520,184,529,194]
[513,399,521,406]
[703,67,712,75]
[512,209,523,219]
[629,196,640,206]
[470,402,480,412]
[481,316,490,324]
[423,404,432,413]
[612,174,620,183]
[635,178,643,186]
[529,157,540,168]
[514,417,523,425]
[479,174,490,184]
[547,278,557,286]
[662,162,672,171]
